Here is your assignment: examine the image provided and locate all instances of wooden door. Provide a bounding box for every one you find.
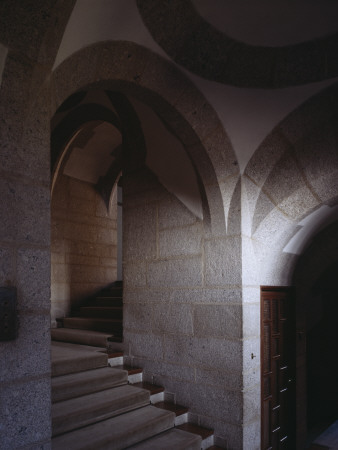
[261,287,296,449]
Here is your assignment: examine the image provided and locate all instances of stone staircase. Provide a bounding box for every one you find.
[52,282,224,449]
[56,282,123,343]
[51,333,224,449]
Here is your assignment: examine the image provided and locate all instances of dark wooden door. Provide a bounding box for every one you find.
[261,287,296,449]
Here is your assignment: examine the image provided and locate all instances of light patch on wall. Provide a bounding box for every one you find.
[0,43,8,87]
[186,70,338,173]
[63,121,122,184]
[53,0,167,69]
[128,96,203,220]
[283,205,338,255]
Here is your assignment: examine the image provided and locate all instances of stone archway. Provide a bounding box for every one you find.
[52,40,238,234]
[292,221,338,445]
[49,41,250,448]
[243,82,338,448]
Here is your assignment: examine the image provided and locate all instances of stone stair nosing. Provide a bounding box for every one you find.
[126,428,202,450]
[51,366,128,403]
[132,381,165,396]
[107,350,124,367]
[107,334,124,343]
[51,327,114,348]
[62,316,123,334]
[205,446,226,450]
[131,381,165,404]
[51,405,176,450]
[52,384,150,436]
[80,305,123,319]
[113,364,143,383]
[154,400,189,426]
[177,423,215,450]
[94,295,123,307]
[51,342,108,377]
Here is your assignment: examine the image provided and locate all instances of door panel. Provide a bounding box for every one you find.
[261,287,296,449]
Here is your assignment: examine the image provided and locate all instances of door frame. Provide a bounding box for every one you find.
[260,286,296,449]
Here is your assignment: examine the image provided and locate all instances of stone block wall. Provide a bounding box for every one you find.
[122,167,247,448]
[0,47,52,449]
[51,174,117,325]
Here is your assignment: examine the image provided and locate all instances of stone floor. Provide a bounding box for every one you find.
[307,420,338,449]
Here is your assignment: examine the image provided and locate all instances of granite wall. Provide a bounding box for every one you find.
[51,174,118,326]
[121,167,250,449]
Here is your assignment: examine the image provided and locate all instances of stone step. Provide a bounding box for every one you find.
[51,342,107,377]
[107,335,124,343]
[51,328,113,347]
[154,401,189,417]
[127,428,202,450]
[52,384,150,436]
[94,296,123,307]
[52,405,175,450]
[63,316,122,334]
[114,364,143,383]
[132,381,165,403]
[52,366,128,403]
[107,350,124,358]
[99,286,123,297]
[107,340,125,353]
[155,401,189,426]
[114,364,143,375]
[206,446,226,450]
[107,351,124,367]
[177,423,214,450]
[132,382,164,396]
[80,306,123,319]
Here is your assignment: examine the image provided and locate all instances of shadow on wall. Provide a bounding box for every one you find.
[306,261,338,430]
[292,221,338,443]
[51,174,118,326]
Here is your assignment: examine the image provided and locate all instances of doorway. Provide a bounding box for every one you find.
[261,286,296,449]
[306,262,338,442]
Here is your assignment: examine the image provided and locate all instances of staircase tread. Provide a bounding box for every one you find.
[131,382,164,395]
[51,342,108,377]
[206,447,226,450]
[79,306,123,319]
[107,335,124,342]
[65,317,122,323]
[81,306,122,310]
[51,366,128,403]
[52,405,175,450]
[154,401,189,416]
[52,328,112,337]
[126,428,201,449]
[63,316,123,333]
[51,328,113,348]
[52,384,150,436]
[52,384,149,418]
[51,340,106,352]
[176,423,214,439]
[107,350,124,358]
[114,364,143,375]
[94,297,123,307]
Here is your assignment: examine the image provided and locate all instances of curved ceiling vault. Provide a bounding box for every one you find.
[242,82,338,285]
[137,0,338,88]
[51,90,204,219]
[52,0,338,175]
